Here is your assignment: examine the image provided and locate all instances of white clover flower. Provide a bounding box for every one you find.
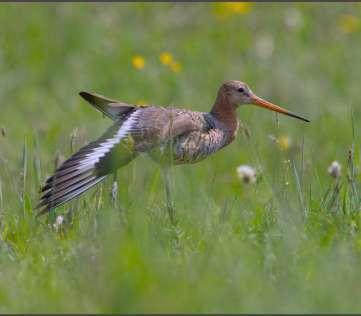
[284,7,304,30]
[236,165,257,184]
[327,161,342,178]
[255,33,274,60]
[53,215,64,232]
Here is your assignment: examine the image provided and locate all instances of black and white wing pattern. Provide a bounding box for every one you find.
[37,110,141,214]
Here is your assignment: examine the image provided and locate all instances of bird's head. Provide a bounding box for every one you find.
[218,80,309,122]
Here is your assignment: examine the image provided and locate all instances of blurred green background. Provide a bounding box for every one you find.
[1,2,361,313]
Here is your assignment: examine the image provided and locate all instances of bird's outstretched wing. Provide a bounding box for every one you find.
[37,110,140,215]
[79,91,137,120]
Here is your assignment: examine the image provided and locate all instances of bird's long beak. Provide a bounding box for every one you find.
[251,95,310,122]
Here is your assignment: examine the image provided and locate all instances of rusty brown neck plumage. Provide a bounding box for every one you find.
[210,91,239,139]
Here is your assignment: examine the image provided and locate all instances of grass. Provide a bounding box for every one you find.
[1,2,361,313]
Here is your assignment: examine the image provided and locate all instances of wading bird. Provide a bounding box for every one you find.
[38,80,309,221]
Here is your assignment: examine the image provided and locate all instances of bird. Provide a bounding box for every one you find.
[37,80,309,221]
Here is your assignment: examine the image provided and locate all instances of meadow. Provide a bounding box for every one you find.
[1,2,361,313]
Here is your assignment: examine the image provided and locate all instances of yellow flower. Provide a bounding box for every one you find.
[213,2,251,19]
[132,55,145,70]
[159,51,182,73]
[169,61,182,73]
[268,134,291,151]
[226,2,251,14]
[339,14,359,34]
[160,52,174,66]
[278,136,290,151]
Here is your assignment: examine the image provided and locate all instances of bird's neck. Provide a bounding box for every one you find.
[211,93,239,142]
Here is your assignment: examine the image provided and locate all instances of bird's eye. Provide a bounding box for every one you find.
[238,88,244,93]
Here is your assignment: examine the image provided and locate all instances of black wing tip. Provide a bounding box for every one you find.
[79,91,93,102]
[36,208,49,217]
[79,90,89,96]
[34,201,51,217]
[79,91,116,109]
